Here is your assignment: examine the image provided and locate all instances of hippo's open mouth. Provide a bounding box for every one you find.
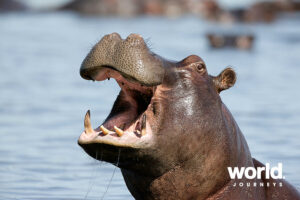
[78,66,156,148]
[78,33,168,149]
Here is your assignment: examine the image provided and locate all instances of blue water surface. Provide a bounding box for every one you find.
[0,12,300,199]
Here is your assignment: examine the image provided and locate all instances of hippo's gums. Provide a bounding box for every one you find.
[78,33,300,200]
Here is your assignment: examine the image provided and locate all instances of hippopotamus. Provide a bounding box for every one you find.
[206,33,254,50]
[78,33,300,200]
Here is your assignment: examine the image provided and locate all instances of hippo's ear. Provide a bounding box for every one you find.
[213,68,236,93]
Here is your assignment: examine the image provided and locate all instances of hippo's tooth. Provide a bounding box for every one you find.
[84,110,93,134]
[100,125,110,135]
[114,126,124,137]
[141,114,146,136]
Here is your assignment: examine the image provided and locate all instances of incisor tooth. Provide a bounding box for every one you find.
[100,125,110,135]
[84,110,93,134]
[114,126,124,137]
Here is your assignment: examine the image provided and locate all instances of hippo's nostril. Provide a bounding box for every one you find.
[125,33,145,46]
[109,32,122,40]
[101,32,122,44]
[127,33,142,39]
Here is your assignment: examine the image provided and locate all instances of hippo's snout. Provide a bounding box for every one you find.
[80,33,166,86]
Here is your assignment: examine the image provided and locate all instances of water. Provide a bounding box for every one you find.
[0,12,300,199]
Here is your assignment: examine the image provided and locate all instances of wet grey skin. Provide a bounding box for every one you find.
[80,33,171,86]
[78,33,300,200]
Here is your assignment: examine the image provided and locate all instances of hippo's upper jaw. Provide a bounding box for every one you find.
[79,33,165,86]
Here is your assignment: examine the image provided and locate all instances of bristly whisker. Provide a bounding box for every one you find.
[145,37,154,51]
[84,151,100,200]
[100,149,121,200]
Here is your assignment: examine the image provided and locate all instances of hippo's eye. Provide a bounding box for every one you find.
[196,63,206,73]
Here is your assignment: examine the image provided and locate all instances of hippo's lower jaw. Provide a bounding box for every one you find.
[78,66,156,150]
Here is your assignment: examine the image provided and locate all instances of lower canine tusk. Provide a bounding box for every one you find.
[114,126,124,137]
[84,110,93,134]
[141,114,146,136]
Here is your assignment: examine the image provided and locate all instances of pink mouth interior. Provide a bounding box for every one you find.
[91,67,155,137]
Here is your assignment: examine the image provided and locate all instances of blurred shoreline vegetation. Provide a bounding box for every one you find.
[1,0,300,24]
[3,0,300,51]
